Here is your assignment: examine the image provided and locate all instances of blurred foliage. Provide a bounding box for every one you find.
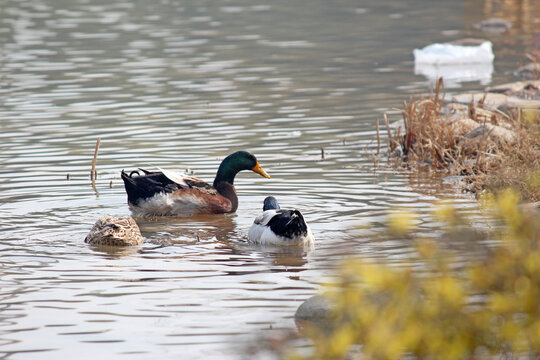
[386,209,419,235]
[293,190,540,360]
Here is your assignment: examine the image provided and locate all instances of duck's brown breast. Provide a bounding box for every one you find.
[171,188,233,214]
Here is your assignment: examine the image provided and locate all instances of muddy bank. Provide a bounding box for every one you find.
[386,77,540,202]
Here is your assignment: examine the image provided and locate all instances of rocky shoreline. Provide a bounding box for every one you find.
[386,77,540,202]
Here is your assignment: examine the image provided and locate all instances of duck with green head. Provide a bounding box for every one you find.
[121,151,270,217]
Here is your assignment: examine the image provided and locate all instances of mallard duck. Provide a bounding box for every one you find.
[85,216,143,246]
[248,196,314,245]
[121,150,270,217]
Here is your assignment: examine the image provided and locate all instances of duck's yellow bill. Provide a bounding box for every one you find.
[251,162,270,179]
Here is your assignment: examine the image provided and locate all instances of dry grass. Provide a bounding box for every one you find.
[477,114,540,201]
[389,78,540,202]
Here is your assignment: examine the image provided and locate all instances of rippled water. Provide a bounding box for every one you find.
[1,0,538,358]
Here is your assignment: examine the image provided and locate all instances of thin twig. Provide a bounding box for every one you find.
[375,118,381,155]
[383,113,393,153]
[91,137,101,181]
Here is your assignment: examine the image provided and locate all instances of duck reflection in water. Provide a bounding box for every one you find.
[136,213,238,245]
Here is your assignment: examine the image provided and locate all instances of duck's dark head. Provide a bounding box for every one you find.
[263,196,280,211]
[214,150,270,186]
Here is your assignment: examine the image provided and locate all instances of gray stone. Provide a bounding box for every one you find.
[295,295,331,329]
[460,123,517,154]
[514,63,540,80]
[474,18,511,33]
[450,117,480,137]
[452,93,540,111]
[485,80,540,95]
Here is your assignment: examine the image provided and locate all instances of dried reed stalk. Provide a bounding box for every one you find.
[392,76,540,201]
[375,118,381,155]
[383,113,395,153]
[91,137,101,181]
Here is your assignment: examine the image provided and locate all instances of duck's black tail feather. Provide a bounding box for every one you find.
[267,209,308,239]
[120,170,178,205]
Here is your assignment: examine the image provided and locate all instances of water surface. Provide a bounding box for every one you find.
[1,0,538,358]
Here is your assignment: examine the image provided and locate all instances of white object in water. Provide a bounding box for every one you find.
[413,41,494,87]
[413,41,494,64]
[414,62,494,87]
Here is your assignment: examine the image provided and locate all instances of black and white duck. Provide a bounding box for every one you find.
[248,196,314,245]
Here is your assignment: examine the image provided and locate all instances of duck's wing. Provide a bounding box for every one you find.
[159,168,217,194]
[159,168,194,188]
[249,210,278,242]
[253,210,279,226]
[121,168,215,205]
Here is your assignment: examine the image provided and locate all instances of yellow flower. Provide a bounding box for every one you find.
[387,209,418,235]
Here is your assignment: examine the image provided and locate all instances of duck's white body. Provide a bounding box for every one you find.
[248,205,314,246]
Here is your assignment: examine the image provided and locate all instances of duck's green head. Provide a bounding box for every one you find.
[214,151,270,185]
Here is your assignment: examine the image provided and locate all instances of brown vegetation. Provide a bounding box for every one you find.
[387,78,540,202]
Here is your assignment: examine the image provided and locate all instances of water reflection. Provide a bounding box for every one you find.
[87,244,143,259]
[137,214,238,245]
[238,243,311,268]
[414,62,494,88]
